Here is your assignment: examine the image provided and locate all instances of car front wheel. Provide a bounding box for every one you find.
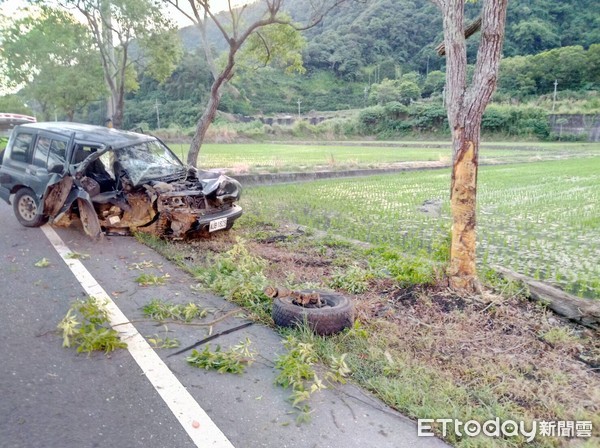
[13,188,47,227]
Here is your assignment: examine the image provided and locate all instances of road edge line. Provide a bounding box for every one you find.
[41,225,234,448]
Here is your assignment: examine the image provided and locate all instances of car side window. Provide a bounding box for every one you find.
[72,145,93,164]
[10,133,34,164]
[48,140,67,168]
[33,137,51,167]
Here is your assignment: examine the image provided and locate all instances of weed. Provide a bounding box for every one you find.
[57,297,126,354]
[142,299,208,322]
[481,267,527,298]
[133,233,185,264]
[325,353,351,383]
[194,240,271,321]
[541,326,579,347]
[236,211,278,230]
[186,338,255,374]
[328,265,373,294]
[321,235,353,249]
[135,273,170,286]
[368,248,439,286]
[428,230,451,263]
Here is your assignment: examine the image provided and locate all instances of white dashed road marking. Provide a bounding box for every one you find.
[41,225,234,448]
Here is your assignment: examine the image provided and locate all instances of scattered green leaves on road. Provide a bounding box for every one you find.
[57,297,126,354]
[34,258,51,268]
[186,338,255,374]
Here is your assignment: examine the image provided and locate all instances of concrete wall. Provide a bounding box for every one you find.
[549,114,600,141]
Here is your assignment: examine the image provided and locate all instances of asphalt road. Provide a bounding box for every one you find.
[0,199,448,448]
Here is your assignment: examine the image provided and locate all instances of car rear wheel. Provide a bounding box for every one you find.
[13,187,47,227]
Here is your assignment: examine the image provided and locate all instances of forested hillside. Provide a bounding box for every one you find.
[120,0,599,129]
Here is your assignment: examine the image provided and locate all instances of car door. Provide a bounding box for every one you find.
[0,130,37,202]
[26,132,69,199]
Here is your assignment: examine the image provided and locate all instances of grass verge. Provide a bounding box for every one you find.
[136,212,599,447]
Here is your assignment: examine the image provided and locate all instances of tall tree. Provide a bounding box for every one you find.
[433,0,509,292]
[55,0,182,128]
[164,0,346,167]
[0,6,106,120]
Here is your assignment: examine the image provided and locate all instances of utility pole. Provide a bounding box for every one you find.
[552,79,558,112]
[155,98,160,129]
[297,98,302,119]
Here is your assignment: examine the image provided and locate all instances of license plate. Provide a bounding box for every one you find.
[209,217,227,232]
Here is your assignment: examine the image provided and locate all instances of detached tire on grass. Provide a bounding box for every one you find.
[272,291,355,335]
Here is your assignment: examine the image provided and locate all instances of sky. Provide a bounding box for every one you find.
[168,0,255,27]
[0,0,256,29]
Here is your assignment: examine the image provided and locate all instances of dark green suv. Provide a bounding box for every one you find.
[0,122,242,239]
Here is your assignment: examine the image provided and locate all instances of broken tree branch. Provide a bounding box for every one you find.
[494,266,600,330]
[112,309,243,329]
[167,322,254,357]
[436,16,482,56]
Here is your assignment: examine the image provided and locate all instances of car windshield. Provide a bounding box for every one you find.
[115,139,185,186]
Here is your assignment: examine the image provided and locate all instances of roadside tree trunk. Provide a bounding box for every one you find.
[188,58,235,165]
[448,123,481,291]
[434,0,509,293]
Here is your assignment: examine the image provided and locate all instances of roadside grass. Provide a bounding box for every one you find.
[137,214,600,447]
[167,141,600,173]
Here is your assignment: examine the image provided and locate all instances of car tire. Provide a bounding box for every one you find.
[13,187,47,227]
[272,291,355,336]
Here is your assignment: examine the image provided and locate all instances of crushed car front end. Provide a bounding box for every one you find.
[133,170,243,239]
[46,127,243,240]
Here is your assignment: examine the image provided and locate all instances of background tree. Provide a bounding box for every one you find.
[422,70,446,97]
[369,79,400,105]
[0,7,106,120]
[164,0,346,167]
[397,80,421,105]
[55,0,182,128]
[511,19,559,55]
[433,0,509,292]
[0,95,33,116]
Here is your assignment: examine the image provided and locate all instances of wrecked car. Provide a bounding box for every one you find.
[0,122,242,239]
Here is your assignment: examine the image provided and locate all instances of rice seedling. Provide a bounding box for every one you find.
[242,157,600,298]
[169,141,600,173]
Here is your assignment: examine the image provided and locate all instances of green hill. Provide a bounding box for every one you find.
[120,0,599,128]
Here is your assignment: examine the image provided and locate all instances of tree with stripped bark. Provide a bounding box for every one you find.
[433,0,509,292]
